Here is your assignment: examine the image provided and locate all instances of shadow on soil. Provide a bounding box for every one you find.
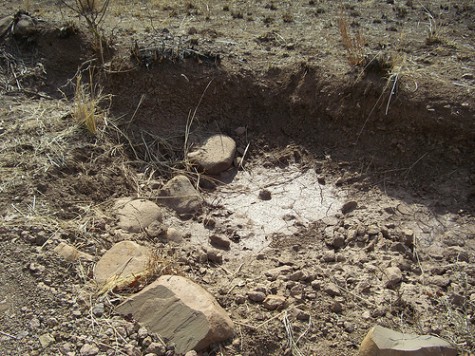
[102,58,474,215]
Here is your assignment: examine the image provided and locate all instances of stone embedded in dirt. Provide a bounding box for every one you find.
[341,201,358,214]
[79,343,99,356]
[258,189,272,200]
[187,134,237,175]
[443,246,469,262]
[206,248,223,264]
[358,325,457,356]
[324,283,341,297]
[248,290,266,302]
[39,333,55,348]
[263,295,286,310]
[166,227,185,243]
[264,265,293,281]
[94,241,151,284]
[322,250,336,262]
[116,275,234,354]
[210,234,231,250]
[384,267,402,288]
[116,198,163,233]
[158,175,204,214]
[54,242,93,262]
[322,216,339,226]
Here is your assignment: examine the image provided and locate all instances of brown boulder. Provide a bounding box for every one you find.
[116,275,234,353]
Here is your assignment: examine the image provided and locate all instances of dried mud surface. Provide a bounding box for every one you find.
[0,1,474,355]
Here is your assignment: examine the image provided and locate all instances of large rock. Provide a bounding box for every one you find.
[116,275,234,353]
[187,134,236,175]
[158,175,203,214]
[95,241,151,284]
[116,198,163,233]
[359,325,456,356]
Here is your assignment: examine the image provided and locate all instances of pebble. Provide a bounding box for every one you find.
[384,266,402,288]
[341,201,357,214]
[248,291,266,302]
[92,303,104,317]
[39,333,55,348]
[79,343,99,356]
[209,234,231,250]
[324,283,341,297]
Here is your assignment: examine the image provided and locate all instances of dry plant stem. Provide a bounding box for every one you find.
[183,79,213,159]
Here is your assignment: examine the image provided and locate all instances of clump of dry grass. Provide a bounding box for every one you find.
[97,246,182,296]
[72,69,110,135]
[338,9,366,66]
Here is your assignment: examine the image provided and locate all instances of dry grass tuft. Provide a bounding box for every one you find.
[97,246,182,296]
[338,9,366,66]
[72,69,110,135]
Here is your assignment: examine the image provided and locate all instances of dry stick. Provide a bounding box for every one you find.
[0,330,17,339]
[183,79,213,157]
[332,279,377,308]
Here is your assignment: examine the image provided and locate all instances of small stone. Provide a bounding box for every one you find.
[290,284,304,297]
[443,246,469,262]
[258,189,272,200]
[39,333,55,348]
[145,342,166,355]
[137,326,148,339]
[187,134,236,174]
[330,301,343,313]
[324,283,341,297]
[344,322,355,333]
[207,249,223,264]
[263,295,286,310]
[248,291,266,302]
[322,216,339,226]
[185,351,199,356]
[235,127,246,135]
[264,265,293,281]
[295,309,310,321]
[80,344,99,356]
[209,234,231,250]
[92,303,104,317]
[341,201,357,214]
[289,271,304,281]
[367,225,380,235]
[322,250,336,262]
[166,227,184,243]
[384,267,402,288]
[311,280,321,290]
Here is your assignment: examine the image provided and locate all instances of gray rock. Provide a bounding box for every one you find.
[116,275,234,354]
[116,198,163,233]
[210,234,231,250]
[359,325,456,356]
[384,266,402,288]
[94,241,151,284]
[324,283,341,297]
[341,201,358,214]
[79,343,99,356]
[158,175,204,214]
[187,134,236,174]
[54,242,93,262]
[248,291,266,302]
[39,333,55,348]
[264,265,293,281]
[263,295,286,310]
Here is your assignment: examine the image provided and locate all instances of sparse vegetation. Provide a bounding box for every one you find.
[338,9,366,66]
[71,69,109,135]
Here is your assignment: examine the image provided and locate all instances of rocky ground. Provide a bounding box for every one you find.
[0,1,474,355]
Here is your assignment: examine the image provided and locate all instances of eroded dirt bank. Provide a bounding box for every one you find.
[1,1,475,355]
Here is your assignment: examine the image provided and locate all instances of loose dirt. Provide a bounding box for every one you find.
[0,1,474,355]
